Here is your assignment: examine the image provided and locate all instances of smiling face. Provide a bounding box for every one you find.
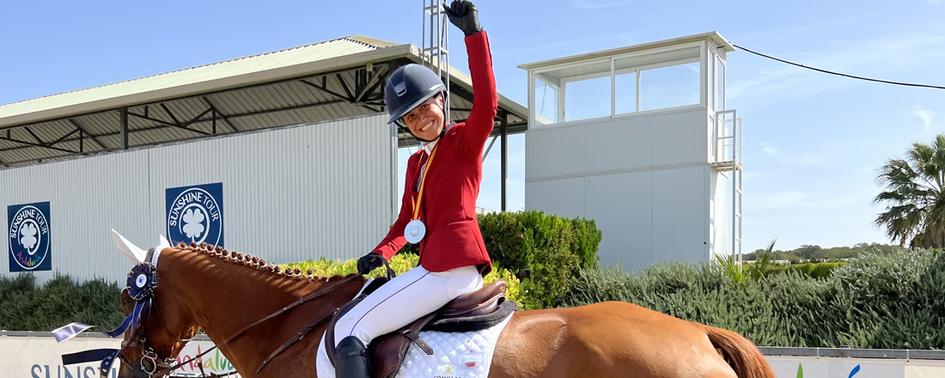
[402,93,445,141]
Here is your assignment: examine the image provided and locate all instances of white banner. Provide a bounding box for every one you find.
[767,356,945,378]
[5,335,945,378]
[0,335,240,377]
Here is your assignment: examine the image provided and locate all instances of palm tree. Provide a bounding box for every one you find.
[874,134,945,248]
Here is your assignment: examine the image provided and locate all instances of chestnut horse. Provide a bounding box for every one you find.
[111,241,773,378]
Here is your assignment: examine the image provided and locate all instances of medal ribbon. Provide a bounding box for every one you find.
[412,143,440,221]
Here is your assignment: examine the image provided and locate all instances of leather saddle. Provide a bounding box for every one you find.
[324,279,516,378]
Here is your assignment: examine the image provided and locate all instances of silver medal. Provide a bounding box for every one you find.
[404,220,427,244]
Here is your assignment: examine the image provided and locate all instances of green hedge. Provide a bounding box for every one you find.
[478,211,601,309]
[0,275,123,331]
[283,254,523,305]
[0,254,525,331]
[557,249,945,349]
[759,261,845,278]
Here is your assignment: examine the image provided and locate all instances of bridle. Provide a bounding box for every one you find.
[116,294,219,378]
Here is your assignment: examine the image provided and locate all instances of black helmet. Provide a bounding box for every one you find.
[384,64,447,125]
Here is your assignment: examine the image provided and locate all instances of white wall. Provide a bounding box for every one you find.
[8,334,945,378]
[1,114,393,283]
[525,107,716,270]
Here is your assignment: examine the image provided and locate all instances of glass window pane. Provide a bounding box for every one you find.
[615,71,637,114]
[715,56,726,111]
[639,61,700,111]
[534,77,559,124]
[564,75,610,121]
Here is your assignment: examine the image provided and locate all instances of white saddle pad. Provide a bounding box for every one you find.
[316,314,513,378]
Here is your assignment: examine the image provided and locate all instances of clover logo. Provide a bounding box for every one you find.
[20,222,38,254]
[182,208,206,241]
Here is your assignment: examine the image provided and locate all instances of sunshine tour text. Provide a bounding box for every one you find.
[31,364,116,378]
[167,191,221,227]
[9,207,48,239]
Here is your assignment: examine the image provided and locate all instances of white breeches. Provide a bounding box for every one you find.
[316,264,483,367]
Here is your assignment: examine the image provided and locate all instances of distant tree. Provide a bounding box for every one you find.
[794,244,824,260]
[874,135,945,248]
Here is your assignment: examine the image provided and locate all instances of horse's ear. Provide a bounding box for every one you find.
[158,235,171,250]
[111,229,146,264]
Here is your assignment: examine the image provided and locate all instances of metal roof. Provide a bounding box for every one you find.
[0,35,527,169]
[519,31,734,71]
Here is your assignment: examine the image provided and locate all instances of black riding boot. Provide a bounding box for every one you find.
[335,336,371,378]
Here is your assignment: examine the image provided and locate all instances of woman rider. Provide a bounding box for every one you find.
[320,1,497,377]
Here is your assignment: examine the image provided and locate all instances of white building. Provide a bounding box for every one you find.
[520,32,743,269]
[0,35,526,283]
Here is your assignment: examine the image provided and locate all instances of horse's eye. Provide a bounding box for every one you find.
[120,288,135,312]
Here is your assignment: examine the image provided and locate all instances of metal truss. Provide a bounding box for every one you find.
[0,63,395,167]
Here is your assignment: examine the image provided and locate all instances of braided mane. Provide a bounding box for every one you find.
[176,242,352,283]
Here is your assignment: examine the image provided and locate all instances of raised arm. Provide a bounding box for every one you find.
[445,0,497,153]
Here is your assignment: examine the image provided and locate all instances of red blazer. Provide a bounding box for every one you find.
[372,31,497,275]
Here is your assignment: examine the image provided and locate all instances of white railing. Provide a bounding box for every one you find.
[712,109,742,170]
[712,110,743,263]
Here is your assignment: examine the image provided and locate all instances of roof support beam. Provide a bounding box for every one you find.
[336,73,354,99]
[201,97,239,132]
[0,98,349,155]
[67,119,107,150]
[23,126,45,145]
[127,108,212,136]
[120,108,129,149]
[303,78,351,102]
[355,67,388,103]
[0,134,77,154]
[160,104,182,126]
[300,77,382,113]
[47,127,80,146]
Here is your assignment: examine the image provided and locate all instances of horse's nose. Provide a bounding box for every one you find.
[117,362,134,377]
[116,361,150,378]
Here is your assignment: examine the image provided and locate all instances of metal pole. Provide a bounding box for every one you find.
[501,114,508,211]
[390,122,399,223]
[120,108,129,149]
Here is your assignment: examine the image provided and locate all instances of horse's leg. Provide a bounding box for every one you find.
[489,301,743,378]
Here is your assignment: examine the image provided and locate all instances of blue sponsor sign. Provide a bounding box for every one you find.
[165,183,224,247]
[8,201,52,272]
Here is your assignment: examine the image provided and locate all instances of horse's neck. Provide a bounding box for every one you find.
[159,249,362,372]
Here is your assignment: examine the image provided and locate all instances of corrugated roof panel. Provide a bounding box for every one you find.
[0,139,20,150]
[0,37,385,123]
[0,34,528,169]
[78,112,120,136]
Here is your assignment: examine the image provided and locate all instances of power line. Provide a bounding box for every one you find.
[732,44,945,91]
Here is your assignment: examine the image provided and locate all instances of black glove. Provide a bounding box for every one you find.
[443,0,481,36]
[356,253,385,275]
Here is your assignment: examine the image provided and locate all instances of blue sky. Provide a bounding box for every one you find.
[2,0,944,251]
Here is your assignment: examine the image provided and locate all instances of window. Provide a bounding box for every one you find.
[615,70,637,114]
[534,76,559,125]
[639,62,700,111]
[529,45,704,126]
[715,55,726,112]
[564,74,610,121]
